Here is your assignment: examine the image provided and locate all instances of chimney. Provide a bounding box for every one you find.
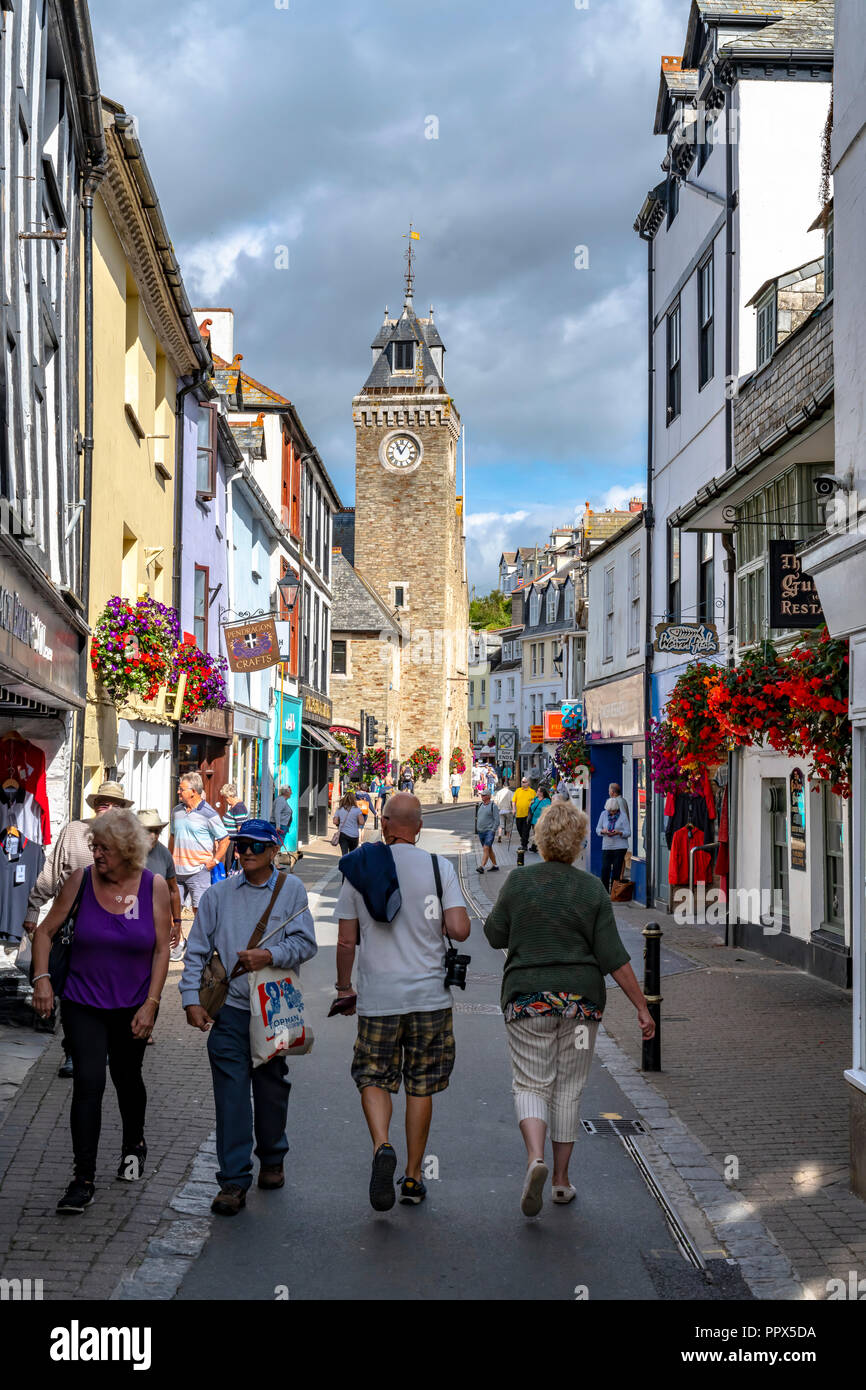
[194,308,234,364]
[629,498,644,513]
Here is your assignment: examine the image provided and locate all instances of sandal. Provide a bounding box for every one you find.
[520,1158,548,1217]
[552,1183,576,1204]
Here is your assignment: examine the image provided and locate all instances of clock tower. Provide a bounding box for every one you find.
[352,271,470,800]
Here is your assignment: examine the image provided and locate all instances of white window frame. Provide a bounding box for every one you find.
[627,548,641,655]
[545,586,557,623]
[530,591,541,626]
[604,565,615,663]
[756,290,777,369]
[389,581,409,612]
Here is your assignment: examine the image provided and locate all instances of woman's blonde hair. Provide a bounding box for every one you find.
[535,799,588,865]
[340,791,357,810]
[89,808,151,872]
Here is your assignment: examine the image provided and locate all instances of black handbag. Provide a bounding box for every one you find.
[46,869,89,994]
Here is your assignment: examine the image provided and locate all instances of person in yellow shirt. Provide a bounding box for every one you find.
[512,778,537,852]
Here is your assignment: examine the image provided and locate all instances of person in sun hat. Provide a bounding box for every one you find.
[178,818,317,1217]
[23,779,136,1079]
[138,810,182,952]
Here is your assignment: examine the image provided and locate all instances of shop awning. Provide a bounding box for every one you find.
[302,725,345,755]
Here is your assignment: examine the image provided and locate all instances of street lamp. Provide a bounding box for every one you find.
[552,646,564,676]
[277,572,301,614]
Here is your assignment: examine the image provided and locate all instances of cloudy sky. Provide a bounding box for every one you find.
[89,0,681,590]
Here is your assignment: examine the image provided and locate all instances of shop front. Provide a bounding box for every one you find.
[584,671,647,904]
[298,687,341,844]
[178,705,234,820]
[273,691,302,853]
[0,537,88,864]
[231,705,271,819]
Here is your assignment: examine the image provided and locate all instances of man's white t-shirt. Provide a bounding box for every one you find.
[494,786,513,815]
[336,844,466,1017]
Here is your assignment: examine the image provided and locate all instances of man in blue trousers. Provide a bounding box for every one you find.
[179,820,316,1215]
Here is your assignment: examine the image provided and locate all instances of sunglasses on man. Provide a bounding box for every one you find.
[236,838,274,855]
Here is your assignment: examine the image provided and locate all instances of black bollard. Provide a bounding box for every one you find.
[641,921,662,1072]
[516,848,525,867]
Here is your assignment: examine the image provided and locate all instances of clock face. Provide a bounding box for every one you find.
[380,430,423,474]
[386,435,417,468]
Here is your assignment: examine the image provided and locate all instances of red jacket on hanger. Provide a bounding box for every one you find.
[0,736,50,845]
[668,824,711,887]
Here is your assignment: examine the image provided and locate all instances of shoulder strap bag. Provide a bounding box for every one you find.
[199,872,287,1017]
[43,868,90,995]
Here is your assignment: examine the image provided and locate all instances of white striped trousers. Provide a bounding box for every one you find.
[505,1014,599,1142]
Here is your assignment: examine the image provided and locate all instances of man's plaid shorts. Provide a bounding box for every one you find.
[351,1008,455,1097]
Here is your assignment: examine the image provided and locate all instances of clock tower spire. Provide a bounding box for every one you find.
[350,268,470,801]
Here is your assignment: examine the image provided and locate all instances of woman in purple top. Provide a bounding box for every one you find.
[31,809,171,1215]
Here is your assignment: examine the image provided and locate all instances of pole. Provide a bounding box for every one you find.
[360,708,366,777]
[641,922,662,1071]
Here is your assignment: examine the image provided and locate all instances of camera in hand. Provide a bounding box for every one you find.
[444,945,471,990]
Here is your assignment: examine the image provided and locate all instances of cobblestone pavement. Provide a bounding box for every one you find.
[471,832,866,1300]
[0,838,344,1301]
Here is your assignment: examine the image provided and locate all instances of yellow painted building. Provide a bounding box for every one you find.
[81,99,208,814]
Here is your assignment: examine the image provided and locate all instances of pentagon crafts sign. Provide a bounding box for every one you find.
[654,622,720,656]
[224,617,281,672]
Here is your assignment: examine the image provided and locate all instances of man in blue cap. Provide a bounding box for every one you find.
[179,819,317,1216]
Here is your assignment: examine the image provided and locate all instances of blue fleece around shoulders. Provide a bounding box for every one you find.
[339,840,402,923]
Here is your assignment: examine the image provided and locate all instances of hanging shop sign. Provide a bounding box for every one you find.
[495,728,518,763]
[789,767,807,871]
[224,617,281,673]
[769,541,824,630]
[654,622,720,656]
[530,725,544,744]
[561,700,583,732]
[543,710,563,741]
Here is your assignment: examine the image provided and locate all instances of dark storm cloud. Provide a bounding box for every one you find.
[88,0,677,581]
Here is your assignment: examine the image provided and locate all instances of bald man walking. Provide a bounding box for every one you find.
[335,793,471,1211]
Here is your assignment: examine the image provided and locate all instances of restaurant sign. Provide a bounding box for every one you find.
[769,541,824,629]
[654,622,720,656]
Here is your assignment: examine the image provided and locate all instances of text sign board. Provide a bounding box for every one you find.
[530,725,544,744]
[654,622,719,656]
[495,728,518,763]
[769,541,824,629]
[543,710,563,741]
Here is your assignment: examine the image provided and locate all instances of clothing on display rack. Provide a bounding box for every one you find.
[668,823,711,887]
[665,791,711,849]
[0,829,45,944]
[0,733,50,845]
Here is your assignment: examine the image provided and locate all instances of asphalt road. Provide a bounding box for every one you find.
[178,808,749,1301]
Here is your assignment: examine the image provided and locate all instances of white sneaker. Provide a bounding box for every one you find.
[169,942,186,963]
[552,1183,576,1204]
[520,1159,548,1217]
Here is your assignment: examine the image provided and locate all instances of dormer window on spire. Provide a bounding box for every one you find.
[392,341,414,372]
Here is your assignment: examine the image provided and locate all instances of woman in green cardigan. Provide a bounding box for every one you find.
[484,799,655,1217]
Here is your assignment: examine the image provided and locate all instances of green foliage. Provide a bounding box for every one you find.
[469,589,511,631]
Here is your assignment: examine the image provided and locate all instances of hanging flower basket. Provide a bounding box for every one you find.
[332,732,356,768]
[171,640,229,722]
[665,662,729,774]
[449,747,466,774]
[706,641,790,751]
[90,596,179,705]
[407,745,441,781]
[647,717,703,797]
[347,747,388,782]
[774,630,851,796]
[552,735,594,781]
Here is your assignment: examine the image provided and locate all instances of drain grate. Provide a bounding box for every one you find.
[581,1118,646,1136]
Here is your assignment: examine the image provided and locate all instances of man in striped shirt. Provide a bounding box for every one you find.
[169,774,230,959]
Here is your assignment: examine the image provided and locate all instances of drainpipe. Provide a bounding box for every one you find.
[172,370,209,617]
[71,162,106,819]
[643,229,655,908]
[723,80,738,945]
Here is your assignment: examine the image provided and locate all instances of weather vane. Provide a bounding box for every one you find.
[402,223,421,301]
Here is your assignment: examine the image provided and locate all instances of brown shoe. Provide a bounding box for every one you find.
[211,1185,246,1216]
[258,1163,285,1190]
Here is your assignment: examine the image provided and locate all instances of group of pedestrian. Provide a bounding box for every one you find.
[29,763,652,1225]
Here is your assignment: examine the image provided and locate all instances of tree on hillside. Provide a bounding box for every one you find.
[470,589,511,630]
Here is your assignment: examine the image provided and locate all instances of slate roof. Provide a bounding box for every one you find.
[718,1,833,55]
[330,551,401,635]
[229,415,266,459]
[211,353,290,408]
[362,298,446,394]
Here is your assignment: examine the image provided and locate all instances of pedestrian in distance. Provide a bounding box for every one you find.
[475,790,500,874]
[179,820,316,1216]
[169,774,230,962]
[334,791,364,856]
[334,792,470,1210]
[512,777,537,852]
[527,785,552,853]
[484,799,654,1217]
[378,771,394,821]
[31,809,171,1214]
[23,779,135,1079]
[220,783,250,874]
[494,781,513,843]
[138,809,183,1041]
[400,765,415,794]
[596,791,631,893]
[449,767,462,803]
[353,783,375,839]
